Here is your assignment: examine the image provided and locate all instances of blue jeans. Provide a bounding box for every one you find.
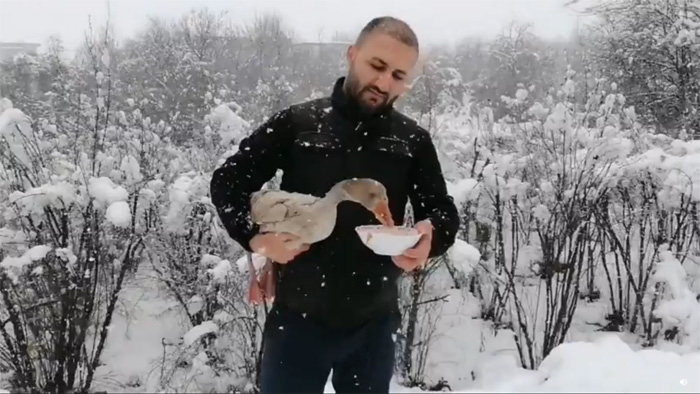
[259,303,399,393]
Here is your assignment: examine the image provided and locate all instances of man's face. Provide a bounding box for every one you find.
[345,32,418,113]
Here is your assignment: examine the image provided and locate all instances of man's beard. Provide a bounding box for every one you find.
[344,72,395,115]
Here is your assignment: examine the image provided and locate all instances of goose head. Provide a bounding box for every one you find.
[332,178,395,226]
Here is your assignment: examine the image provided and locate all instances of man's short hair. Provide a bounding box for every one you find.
[355,16,419,51]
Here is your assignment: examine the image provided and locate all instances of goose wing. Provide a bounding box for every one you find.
[250,190,320,225]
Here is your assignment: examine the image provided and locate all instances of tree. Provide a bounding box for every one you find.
[583,0,700,135]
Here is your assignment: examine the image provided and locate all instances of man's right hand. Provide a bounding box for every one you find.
[249,232,310,264]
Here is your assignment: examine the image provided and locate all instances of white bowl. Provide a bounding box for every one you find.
[355,225,422,256]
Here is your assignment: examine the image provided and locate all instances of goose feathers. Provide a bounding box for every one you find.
[250,190,321,224]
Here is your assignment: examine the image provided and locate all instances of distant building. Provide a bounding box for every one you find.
[0,42,40,63]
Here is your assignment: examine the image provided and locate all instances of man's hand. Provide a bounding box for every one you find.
[392,219,433,272]
[249,232,310,264]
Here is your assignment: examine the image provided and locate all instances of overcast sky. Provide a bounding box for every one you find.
[0,0,588,51]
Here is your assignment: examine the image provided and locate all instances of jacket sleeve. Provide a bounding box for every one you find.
[210,109,294,252]
[408,128,459,258]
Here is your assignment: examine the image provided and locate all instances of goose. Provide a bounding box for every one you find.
[245,178,394,304]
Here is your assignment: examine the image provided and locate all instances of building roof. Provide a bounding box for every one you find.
[0,42,40,49]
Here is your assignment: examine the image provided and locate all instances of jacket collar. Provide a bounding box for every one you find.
[330,77,393,123]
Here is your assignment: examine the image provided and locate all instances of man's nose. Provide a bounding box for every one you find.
[373,72,393,93]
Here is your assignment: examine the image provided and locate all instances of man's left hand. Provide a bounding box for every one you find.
[392,219,433,272]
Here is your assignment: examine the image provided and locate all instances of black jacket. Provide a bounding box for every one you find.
[210,77,459,329]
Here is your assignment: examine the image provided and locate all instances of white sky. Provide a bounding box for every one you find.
[0,0,586,51]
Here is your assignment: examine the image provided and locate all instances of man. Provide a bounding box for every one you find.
[210,16,458,393]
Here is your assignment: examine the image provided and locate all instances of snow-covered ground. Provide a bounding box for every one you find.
[459,335,699,393]
[91,269,191,393]
[84,265,700,393]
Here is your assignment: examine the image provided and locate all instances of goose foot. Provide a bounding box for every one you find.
[248,259,276,305]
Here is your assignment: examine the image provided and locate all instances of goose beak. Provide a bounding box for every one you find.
[373,200,395,227]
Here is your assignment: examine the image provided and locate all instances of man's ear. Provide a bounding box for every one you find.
[404,51,430,90]
[347,44,357,62]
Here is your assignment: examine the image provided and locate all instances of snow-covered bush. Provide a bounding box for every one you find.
[649,247,700,351]
[138,106,274,393]
[147,170,241,332]
[0,30,244,391]
[0,55,160,391]
[153,253,265,393]
[416,66,700,375]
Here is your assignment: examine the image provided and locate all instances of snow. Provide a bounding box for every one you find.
[120,155,143,185]
[515,88,529,101]
[106,201,132,227]
[0,245,51,271]
[138,188,157,204]
[0,245,52,283]
[655,250,691,299]
[650,249,700,350]
[0,107,31,131]
[0,105,33,168]
[186,295,204,315]
[163,174,210,233]
[419,288,500,389]
[8,181,78,215]
[532,203,550,221]
[324,333,700,393]
[446,178,480,207]
[461,335,700,393]
[183,321,219,347]
[450,238,480,276]
[55,248,77,266]
[91,269,188,393]
[146,179,166,192]
[88,176,129,207]
[208,259,232,283]
[201,253,222,267]
[205,103,250,145]
[25,244,52,260]
[0,227,25,247]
